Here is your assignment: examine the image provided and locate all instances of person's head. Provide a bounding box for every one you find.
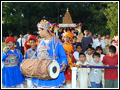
[64,36,70,43]
[5,37,15,50]
[92,52,100,63]
[20,33,23,38]
[111,40,116,44]
[88,32,92,37]
[92,47,95,54]
[10,33,18,41]
[63,32,72,43]
[73,36,77,43]
[76,43,83,53]
[29,39,37,49]
[86,44,92,55]
[37,27,49,38]
[106,34,110,39]
[63,29,66,32]
[37,19,52,38]
[79,52,86,63]
[96,46,103,54]
[93,33,97,39]
[27,35,38,49]
[114,36,118,42]
[84,30,89,35]
[108,45,116,57]
[98,34,102,40]
[102,35,106,40]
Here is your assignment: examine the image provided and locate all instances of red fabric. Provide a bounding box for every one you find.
[64,68,72,83]
[64,52,72,83]
[102,54,118,80]
[28,35,38,42]
[72,54,76,63]
[64,53,75,83]
[63,44,74,83]
[24,40,31,53]
[24,35,38,53]
[5,37,15,44]
[71,44,74,54]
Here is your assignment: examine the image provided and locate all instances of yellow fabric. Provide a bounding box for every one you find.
[64,32,73,39]
[63,42,82,69]
[27,42,38,46]
[63,43,73,52]
[14,45,16,47]
[67,54,71,64]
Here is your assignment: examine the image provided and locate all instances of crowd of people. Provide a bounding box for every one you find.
[2,19,118,88]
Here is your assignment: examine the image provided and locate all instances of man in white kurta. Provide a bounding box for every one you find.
[92,34,105,51]
[76,61,90,88]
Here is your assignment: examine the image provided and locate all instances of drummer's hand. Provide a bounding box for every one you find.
[60,63,66,72]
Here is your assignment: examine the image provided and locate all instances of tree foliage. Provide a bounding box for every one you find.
[2,2,118,37]
[102,2,118,37]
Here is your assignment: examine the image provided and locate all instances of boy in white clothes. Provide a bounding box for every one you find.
[95,46,105,88]
[76,53,90,88]
[85,44,93,87]
[89,52,104,88]
[73,43,83,62]
[86,44,93,63]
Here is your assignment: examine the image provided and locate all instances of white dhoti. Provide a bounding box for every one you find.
[27,78,34,88]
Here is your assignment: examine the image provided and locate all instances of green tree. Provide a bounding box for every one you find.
[2,2,118,37]
[88,2,109,35]
[102,2,118,37]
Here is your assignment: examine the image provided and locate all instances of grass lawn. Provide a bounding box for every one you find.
[2,42,5,51]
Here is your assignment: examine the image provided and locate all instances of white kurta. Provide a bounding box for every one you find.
[92,38,105,50]
[76,61,90,88]
[86,54,93,63]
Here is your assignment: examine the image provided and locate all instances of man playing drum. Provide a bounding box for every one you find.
[31,19,68,88]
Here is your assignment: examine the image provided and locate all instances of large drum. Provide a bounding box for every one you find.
[20,59,60,80]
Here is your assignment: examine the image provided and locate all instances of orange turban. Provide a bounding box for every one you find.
[64,31,73,39]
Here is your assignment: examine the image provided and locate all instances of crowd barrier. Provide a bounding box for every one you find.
[71,65,118,88]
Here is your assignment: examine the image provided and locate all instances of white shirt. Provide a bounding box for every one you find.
[17,38,26,47]
[86,54,93,63]
[92,38,105,50]
[24,34,28,41]
[76,61,90,88]
[73,51,80,61]
[100,54,105,62]
[92,38,96,44]
[44,40,50,44]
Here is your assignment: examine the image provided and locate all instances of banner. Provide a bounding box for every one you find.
[53,23,83,30]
